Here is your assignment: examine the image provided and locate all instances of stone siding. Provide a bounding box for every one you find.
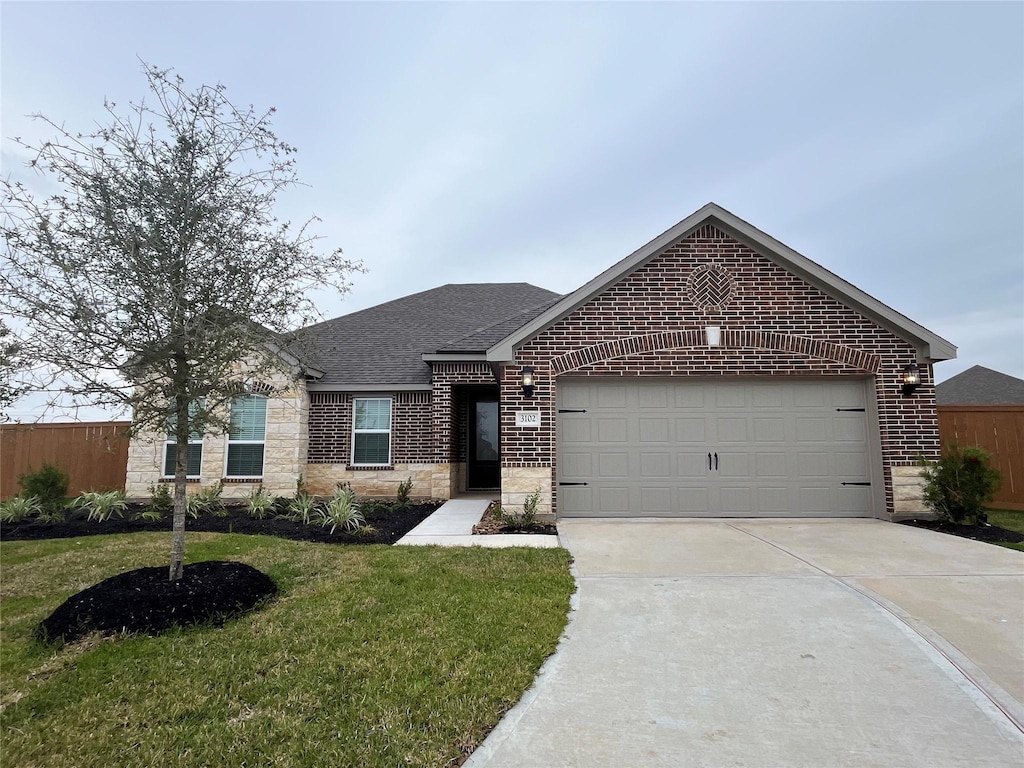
[303,462,451,500]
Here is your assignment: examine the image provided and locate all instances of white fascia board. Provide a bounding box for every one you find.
[305,383,432,392]
[487,202,956,363]
[421,353,489,362]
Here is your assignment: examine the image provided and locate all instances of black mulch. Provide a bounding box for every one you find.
[37,561,277,645]
[1,502,441,545]
[898,519,1024,544]
[472,503,558,536]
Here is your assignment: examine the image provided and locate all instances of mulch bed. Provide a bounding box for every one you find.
[36,561,277,646]
[472,503,557,536]
[1,502,441,546]
[898,518,1024,544]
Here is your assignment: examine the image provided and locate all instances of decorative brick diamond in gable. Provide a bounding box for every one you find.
[686,265,735,311]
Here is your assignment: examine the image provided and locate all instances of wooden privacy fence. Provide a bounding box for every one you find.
[937,405,1024,511]
[0,422,131,501]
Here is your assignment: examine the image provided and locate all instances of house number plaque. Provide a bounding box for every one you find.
[515,411,542,427]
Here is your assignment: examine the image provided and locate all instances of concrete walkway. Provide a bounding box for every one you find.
[466,518,1024,768]
[395,498,560,547]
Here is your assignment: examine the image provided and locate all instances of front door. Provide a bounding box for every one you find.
[468,398,500,490]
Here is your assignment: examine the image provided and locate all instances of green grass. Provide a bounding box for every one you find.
[988,508,1024,552]
[0,533,575,767]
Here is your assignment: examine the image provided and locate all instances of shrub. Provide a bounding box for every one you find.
[920,445,1001,526]
[288,492,319,525]
[396,476,414,508]
[317,485,365,534]
[494,488,541,529]
[1,495,43,523]
[134,507,164,522]
[186,482,223,519]
[244,485,277,519]
[146,483,173,517]
[17,463,69,513]
[74,490,128,522]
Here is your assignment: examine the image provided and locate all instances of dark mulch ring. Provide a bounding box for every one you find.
[37,561,277,646]
[898,518,1024,544]
[1,501,441,545]
[472,503,557,535]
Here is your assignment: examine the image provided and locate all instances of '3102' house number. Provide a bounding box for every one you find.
[515,411,542,427]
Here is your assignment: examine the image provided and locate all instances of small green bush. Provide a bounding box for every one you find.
[1,495,43,523]
[920,445,1002,526]
[495,488,541,529]
[244,484,277,519]
[17,463,69,513]
[185,482,223,518]
[317,485,365,534]
[396,476,414,508]
[146,483,173,517]
[288,492,319,525]
[74,490,128,522]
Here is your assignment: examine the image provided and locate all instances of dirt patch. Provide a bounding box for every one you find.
[898,519,1024,544]
[36,561,277,645]
[1,502,440,545]
[472,503,557,536]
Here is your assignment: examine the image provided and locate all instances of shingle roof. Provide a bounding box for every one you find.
[298,283,560,387]
[936,365,1024,405]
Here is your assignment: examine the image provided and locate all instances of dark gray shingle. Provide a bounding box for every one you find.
[298,283,560,387]
[936,365,1024,405]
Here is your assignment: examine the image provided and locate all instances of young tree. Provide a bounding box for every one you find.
[1,64,361,579]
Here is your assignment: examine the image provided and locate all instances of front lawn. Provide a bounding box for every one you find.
[987,508,1024,552]
[0,533,574,767]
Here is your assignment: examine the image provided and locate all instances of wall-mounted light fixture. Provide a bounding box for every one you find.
[901,362,921,396]
[705,326,722,347]
[521,366,535,398]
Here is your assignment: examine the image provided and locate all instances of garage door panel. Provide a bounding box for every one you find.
[716,418,749,442]
[639,418,669,442]
[598,486,630,513]
[641,452,672,477]
[757,453,788,478]
[557,378,873,518]
[675,418,706,442]
[561,420,592,442]
[641,487,672,512]
[597,386,627,408]
[754,418,786,442]
[638,386,669,408]
[597,419,628,442]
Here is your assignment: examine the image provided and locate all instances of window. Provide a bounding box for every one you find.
[227,395,267,477]
[163,400,204,478]
[353,398,391,465]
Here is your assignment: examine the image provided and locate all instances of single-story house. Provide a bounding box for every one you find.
[126,202,955,519]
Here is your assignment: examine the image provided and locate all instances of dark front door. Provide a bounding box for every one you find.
[468,398,500,490]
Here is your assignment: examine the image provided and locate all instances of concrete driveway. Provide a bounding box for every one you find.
[465,519,1024,768]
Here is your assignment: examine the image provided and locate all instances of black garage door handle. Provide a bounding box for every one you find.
[841,482,872,486]
[559,482,588,486]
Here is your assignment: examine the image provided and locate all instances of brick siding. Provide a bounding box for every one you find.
[500,224,940,516]
[308,390,433,464]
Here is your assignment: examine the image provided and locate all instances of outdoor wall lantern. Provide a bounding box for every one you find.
[901,362,921,396]
[521,366,535,398]
[705,326,722,347]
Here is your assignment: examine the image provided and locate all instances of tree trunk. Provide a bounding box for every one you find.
[169,393,189,581]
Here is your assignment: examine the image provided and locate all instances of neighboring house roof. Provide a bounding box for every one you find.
[299,283,560,388]
[486,202,957,363]
[936,365,1024,405]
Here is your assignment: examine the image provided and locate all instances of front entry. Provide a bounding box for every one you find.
[468,397,500,490]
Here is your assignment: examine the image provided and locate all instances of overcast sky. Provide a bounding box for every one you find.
[2,1,1022,421]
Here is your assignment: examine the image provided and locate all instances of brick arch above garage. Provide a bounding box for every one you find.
[551,329,882,376]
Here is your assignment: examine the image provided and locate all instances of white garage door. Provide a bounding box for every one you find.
[557,378,875,517]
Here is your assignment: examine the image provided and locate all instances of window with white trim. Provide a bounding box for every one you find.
[352,397,392,465]
[163,399,205,478]
[226,395,267,477]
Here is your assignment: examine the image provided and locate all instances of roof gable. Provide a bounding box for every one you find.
[936,365,1024,404]
[486,203,956,363]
